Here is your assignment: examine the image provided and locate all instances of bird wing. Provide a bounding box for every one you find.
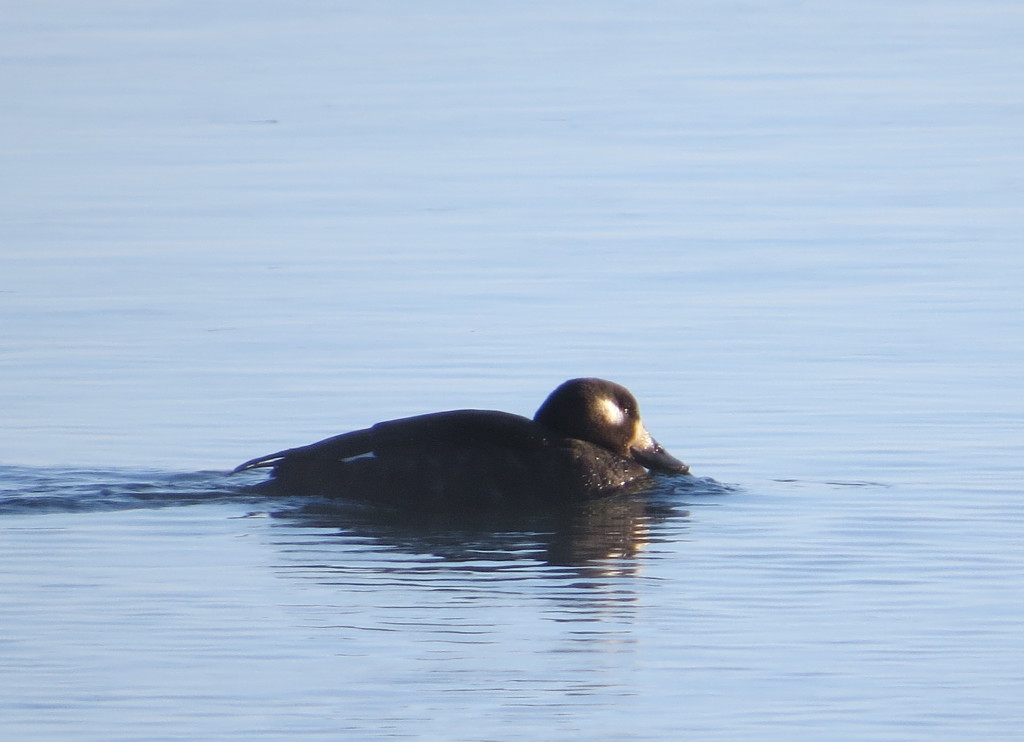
[232,410,544,473]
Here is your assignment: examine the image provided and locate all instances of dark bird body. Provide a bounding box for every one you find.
[234,378,688,509]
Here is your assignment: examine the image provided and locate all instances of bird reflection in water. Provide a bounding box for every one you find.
[266,476,726,572]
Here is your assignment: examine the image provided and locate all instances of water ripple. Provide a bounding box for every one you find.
[0,465,253,514]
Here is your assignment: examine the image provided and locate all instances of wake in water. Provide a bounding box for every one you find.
[0,465,733,568]
[0,465,260,515]
[0,464,732,517]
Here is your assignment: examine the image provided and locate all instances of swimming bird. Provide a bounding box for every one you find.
[233,378,688,509]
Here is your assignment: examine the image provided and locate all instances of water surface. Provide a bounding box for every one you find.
[2,1,1023,739]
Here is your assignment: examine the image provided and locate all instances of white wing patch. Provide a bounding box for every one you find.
[595,397,626,427]
[342,451,377,462]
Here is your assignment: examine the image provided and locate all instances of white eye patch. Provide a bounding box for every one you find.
[596,397,626,426]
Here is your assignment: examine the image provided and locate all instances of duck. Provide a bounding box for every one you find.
[233,378,688,509]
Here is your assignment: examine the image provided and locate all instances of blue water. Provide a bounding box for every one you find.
[2,1,1023,739]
